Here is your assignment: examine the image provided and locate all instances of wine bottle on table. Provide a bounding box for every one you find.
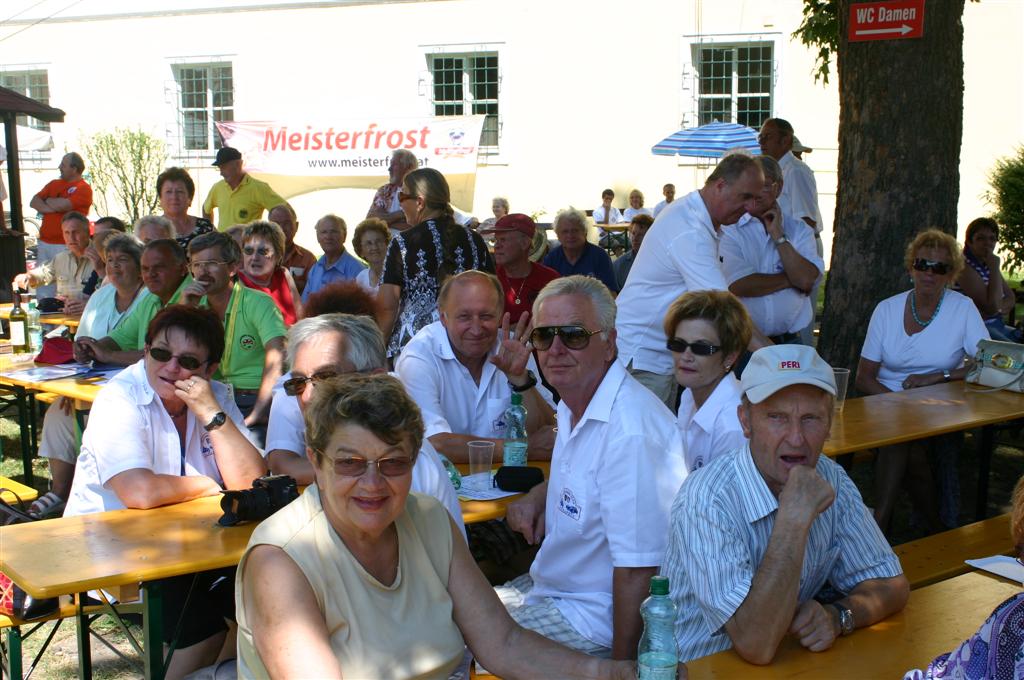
[9,291,30,354]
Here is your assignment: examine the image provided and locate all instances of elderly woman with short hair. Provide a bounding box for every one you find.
[352,217,390,295]
[857,228,989,533]
[237,220,302,325]
[237,373,638,680]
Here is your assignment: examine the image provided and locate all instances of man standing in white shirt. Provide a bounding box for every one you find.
[721,156,824,346]
[395,270,555,463]
[593,188,626,253]
[758,118,824,343]
[502,276,687,659]
[264,313,464,534]
[652,183,676,218]
[615,154,770,409]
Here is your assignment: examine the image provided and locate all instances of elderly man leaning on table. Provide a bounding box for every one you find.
[663,344,909,665]
[499,276,687,660]
[394,269,556,464]
[64,304,265,680]
[263,312,465,535]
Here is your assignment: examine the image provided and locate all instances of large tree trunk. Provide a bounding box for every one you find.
[819,0,966,380]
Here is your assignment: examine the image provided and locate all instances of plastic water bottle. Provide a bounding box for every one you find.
[502,392,528,466]
[26,299,43,353]
[439,454,462,491]
[637,576,678,680]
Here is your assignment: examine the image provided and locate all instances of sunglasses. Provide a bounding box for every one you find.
[529,325,602,350]
[325,455,414,478]
[398,191,417,203]
[243,246,273,258]
[912,258,951,275]
[282,370,338,396]
[148,346,206,370]
[666,338,721,356]
[190,260,229,271]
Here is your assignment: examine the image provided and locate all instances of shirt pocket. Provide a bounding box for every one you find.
[486,397,508,438]
[554,472,588,535]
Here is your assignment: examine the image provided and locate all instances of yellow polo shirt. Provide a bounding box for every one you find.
[202,174,285,231]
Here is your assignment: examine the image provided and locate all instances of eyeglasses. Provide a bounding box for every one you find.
[912,258,951,275]
[398,191,417,203]
[190,260,230,271]
[282,370,338,396]
[321,454,414,478]
[529,325,602,350]
[666,338,721,356]
[148,346,206,370]
[243,246,273,258]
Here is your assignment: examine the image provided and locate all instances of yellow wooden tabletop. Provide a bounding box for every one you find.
[825,380,1024,456]
[0,304,81,329]
[454,462,550,525]
[0,475,38,504]
[686,570,1021,677]
[0,369,106,403]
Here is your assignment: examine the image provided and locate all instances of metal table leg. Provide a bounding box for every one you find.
[975,425,994,521]
[14,386,32,486]
[142,581,165,680]
[76,596,92,680]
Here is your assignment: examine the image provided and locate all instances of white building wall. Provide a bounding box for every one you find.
[0,0,1020,263]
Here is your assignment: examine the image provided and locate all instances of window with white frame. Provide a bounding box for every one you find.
[172,63,233,152]
[428,52,500,153]
[693,42,773,128]
[1,69,51,131]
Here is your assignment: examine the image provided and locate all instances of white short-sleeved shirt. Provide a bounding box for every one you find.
[355,267,380,295]
[591,205,624,225]
[394,321,553,440]
[527,361,687,648]
[622,207,653,222]
[676,374,746,473]
[65,360,260,516]
[75,283,152,340]
[860,289,989,391]
[616,191,729,375]
[778,151,823,234]
[264,376,466,537]
[720,212,825,335]
[662,446,903,662]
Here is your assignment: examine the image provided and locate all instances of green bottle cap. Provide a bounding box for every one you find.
[511,392,523,405]
[649,575,669,596]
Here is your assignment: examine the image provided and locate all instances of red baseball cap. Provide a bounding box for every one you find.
[481,213,536,238]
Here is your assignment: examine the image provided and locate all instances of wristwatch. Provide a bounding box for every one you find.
[943,369,951,382]
[773,235,789,246]
[203,411,227,432]
[830,603,855,636]
[510,370,538,393]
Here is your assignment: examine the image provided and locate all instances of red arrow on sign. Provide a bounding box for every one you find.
[849,0,925,42]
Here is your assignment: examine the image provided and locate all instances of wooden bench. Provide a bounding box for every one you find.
[0,599,107,679]
[896,513,1011,589]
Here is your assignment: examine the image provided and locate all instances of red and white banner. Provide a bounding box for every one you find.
[215,116,486,178]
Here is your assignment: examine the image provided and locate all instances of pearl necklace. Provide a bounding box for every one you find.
[910,288,946,327]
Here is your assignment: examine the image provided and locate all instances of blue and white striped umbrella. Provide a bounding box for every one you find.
[652,121,761,158]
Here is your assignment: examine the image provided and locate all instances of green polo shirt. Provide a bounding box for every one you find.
[202,174,285,231]
[201,282,286,390]
[107,277,191,351]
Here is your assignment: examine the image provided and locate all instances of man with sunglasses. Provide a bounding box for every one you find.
[76,239,192,365]
[394,270,556,464]
[500,276,686,660]
[262,313,465,536]
[183,232,287,435]
[662,345,907,664]
[720,156,823,346]
[615,153,771,410]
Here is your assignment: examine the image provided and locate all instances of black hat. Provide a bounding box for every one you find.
[212,147,242,166]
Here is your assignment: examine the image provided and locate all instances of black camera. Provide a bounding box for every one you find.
[218,474,299,526]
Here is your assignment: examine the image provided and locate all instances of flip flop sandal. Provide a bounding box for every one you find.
[28,491,66,519]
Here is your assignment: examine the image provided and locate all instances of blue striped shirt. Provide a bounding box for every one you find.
[662,445,902,662]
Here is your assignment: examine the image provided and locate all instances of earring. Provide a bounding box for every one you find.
[724,364,732,372]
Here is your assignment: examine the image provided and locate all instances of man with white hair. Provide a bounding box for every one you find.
[367,149,419,233]
[501,276,686,659]
[264,312,465,535]
[663,345,908,664]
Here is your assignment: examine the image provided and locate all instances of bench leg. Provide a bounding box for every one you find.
[5,626,23,680]
[976,425,994,521]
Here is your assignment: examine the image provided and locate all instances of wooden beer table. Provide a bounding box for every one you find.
[0,474,38,504]
[456,462,550,524]
[824,380,1024,519]
[685,571,1020,677]
[0,303,81,330]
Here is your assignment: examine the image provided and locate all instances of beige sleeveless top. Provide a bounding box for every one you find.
[235,487,464,679]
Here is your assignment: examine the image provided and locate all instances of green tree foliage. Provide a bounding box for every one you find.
[793,0,839,84]
[82,128,167,225]
[988,147,1024,273]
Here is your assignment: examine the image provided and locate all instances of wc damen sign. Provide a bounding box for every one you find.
[848,0,925,43]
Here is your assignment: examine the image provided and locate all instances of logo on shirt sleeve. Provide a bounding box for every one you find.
[558,487,581,521]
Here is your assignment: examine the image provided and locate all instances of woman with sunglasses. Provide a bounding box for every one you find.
[64,304,264,679]
[663,290,752,473]
[377,168,493,357]
[857,229,988,534]
[237,220,302,325]
[237,372,637,680]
